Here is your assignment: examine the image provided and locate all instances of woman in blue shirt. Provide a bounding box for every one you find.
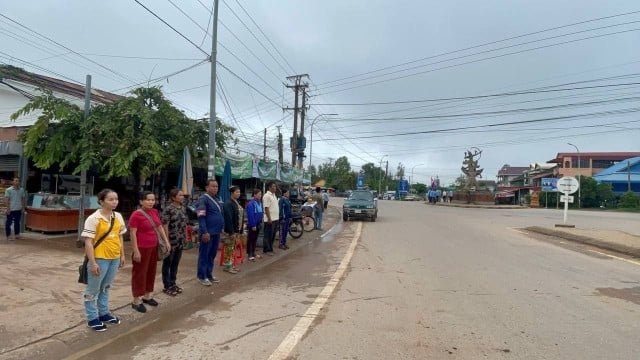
[245,188,263,261]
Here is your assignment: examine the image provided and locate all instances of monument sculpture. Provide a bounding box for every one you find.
[461,147,484,189]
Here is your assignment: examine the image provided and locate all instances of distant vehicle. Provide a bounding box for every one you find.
[343,190,378,222]
[383,191,396,200]
[404,195,417,201]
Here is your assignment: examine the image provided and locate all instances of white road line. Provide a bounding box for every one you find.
[268,222,363,360]
[588,249,640,266]
[320,222,339,238]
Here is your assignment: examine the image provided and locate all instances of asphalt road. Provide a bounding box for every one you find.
[72,200,640,359]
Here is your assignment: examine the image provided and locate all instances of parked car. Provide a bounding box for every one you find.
[343,190,378,222]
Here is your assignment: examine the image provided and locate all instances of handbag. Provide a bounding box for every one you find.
[136,209,169,261]
[78,216,115,284]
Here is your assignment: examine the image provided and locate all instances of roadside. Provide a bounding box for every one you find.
[0,207,340,360]
[523,226,640,258]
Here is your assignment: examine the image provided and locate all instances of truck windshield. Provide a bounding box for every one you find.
[349,192,373,201]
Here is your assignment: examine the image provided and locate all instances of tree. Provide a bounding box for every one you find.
[618,191,640,209]
[11,87,237,184]
[413,182,427,195]
[453,175,466,190]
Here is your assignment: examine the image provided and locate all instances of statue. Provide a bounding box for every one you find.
[461,147,484,189]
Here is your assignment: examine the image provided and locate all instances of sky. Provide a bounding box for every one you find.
[1,0,639,186]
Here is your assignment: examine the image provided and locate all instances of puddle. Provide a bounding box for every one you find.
[594,286,640,305]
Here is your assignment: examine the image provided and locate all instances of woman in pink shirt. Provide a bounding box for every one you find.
[128,191,171,313]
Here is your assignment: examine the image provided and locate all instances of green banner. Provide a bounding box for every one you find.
[212,154,310,184]
[214,155,253,179]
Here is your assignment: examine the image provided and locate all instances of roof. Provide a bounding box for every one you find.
[548,152,640,163]
[497,165,528,176]
[593,157,640,183]
[0,65,124,104]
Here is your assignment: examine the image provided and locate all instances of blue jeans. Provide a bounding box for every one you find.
[197,233,220,280]
[5,210,21,237]
[315,209,323,230]
[84,258,120,321]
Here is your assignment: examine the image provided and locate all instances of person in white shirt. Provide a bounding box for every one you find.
[262,182,279,256]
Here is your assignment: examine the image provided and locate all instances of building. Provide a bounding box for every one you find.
[496,164,528,188]
[547,152,640,178]
[592,157,640,194]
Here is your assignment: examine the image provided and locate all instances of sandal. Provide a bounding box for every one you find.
[163,287,177,296]
[255,254,262,259]
[223,268,238,274]
[172,285,183,294]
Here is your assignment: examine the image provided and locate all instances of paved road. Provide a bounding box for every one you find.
[69,200,640,359]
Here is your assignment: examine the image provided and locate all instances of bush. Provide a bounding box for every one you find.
[618,191,640,209]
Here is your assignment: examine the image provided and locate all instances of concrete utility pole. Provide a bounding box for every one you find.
[276,126,283,164]
[207,0,220,179]
[298,88,308,169]
[284,74,309,167]
[263,128,267,161]
[567,142,581,208]
[77,74,91,243]
[378,155,389,196]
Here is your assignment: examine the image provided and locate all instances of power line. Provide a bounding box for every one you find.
[132,0,210,57]
[221,0,290,75]
[316,9,640,87]
[320,107,640,141]
[232,0,297,74]
[316,27,640,95]
[79,52,205,61]
[110,59,209,92]
[216,61,282,107]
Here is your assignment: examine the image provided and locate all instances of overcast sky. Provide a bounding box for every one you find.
[1,1,639,185]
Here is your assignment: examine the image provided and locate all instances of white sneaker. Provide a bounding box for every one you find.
[198,278,212,286]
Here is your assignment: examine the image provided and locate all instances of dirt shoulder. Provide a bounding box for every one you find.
[524,226,640,258]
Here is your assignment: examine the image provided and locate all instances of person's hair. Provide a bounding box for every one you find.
[206,179,218,187]
[315,187,321,192]
[229,185,240,193]
[252,188,262,196]
[97,188,116,205]
[168,188,182,200]
[282,188,290,195]
[267,181,276,188]
[139,191,154,201]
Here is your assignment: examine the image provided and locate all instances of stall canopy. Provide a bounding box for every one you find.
[213,154,310,184]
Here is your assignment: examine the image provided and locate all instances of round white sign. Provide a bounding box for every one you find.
[557,176,579,194]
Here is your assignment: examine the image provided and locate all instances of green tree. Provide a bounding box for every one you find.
[595,182,615,208]
[396,162,405,180]
[618,191,640,209]
[453,175,466,190]
[413,182,427,195]
[11,87,237,184]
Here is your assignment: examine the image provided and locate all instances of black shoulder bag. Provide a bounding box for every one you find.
[78,216,115,284]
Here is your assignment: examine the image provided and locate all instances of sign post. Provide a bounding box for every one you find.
[556,176,579,226]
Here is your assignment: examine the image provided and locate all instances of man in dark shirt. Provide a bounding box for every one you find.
[196,179,224,286]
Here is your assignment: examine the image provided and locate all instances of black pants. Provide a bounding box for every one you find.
[162,246,183,289]
[247,225,260,257]
[262,222,275,253]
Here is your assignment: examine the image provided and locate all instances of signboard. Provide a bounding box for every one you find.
[357,175,364,189]
[398,179,409,195]
[560,195,574,203]
[557,176,580,194]
[541,178,558,192]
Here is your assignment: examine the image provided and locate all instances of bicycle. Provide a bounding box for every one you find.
[274,213,311,239]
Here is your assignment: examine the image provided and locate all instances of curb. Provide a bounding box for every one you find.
[428,202,525,210]
[523,226,640,258]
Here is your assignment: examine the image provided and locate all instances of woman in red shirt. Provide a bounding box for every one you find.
[128,191,171,313]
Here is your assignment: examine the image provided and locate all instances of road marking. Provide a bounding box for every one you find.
[268,222,363,360]
[588,249,640,266]
[320,222,339,238]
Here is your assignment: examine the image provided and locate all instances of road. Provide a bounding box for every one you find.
[70,200,640,359]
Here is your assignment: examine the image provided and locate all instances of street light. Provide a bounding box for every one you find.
[567,142,581,208]
[411,163,424,193]
[378,154,389,196]
[309,113,338,168]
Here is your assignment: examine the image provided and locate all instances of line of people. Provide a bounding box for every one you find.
[80,180,323,332]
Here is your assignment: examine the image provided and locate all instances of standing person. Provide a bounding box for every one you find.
[322,190,329,210]
[81,189,127,332]
[222,186,243,274]
[312,187,324,230]
[4,177,25,241]
[245,188,263,261]
[262,181,279,256]
[442,190,447,203]
[196,179,225,286]
[278,188,292,250]
[128,191,171,313]
[448,190,453,203]
[161,189,187,296]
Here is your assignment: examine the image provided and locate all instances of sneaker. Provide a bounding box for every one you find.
[209,276,220,283]
[278,244,287,250]
[87,318,107,332]
[199,278,212,286]
[98,314,121,325]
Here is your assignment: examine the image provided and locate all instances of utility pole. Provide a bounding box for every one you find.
[385,160,389,191]
[277,126,283,164]
[284,74,309,168]
[77,74,91,243]
[263,128,267,161]
[207,0,220,179]
[298,88,308,169]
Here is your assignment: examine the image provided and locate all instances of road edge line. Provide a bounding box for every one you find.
[268,221,363,360]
